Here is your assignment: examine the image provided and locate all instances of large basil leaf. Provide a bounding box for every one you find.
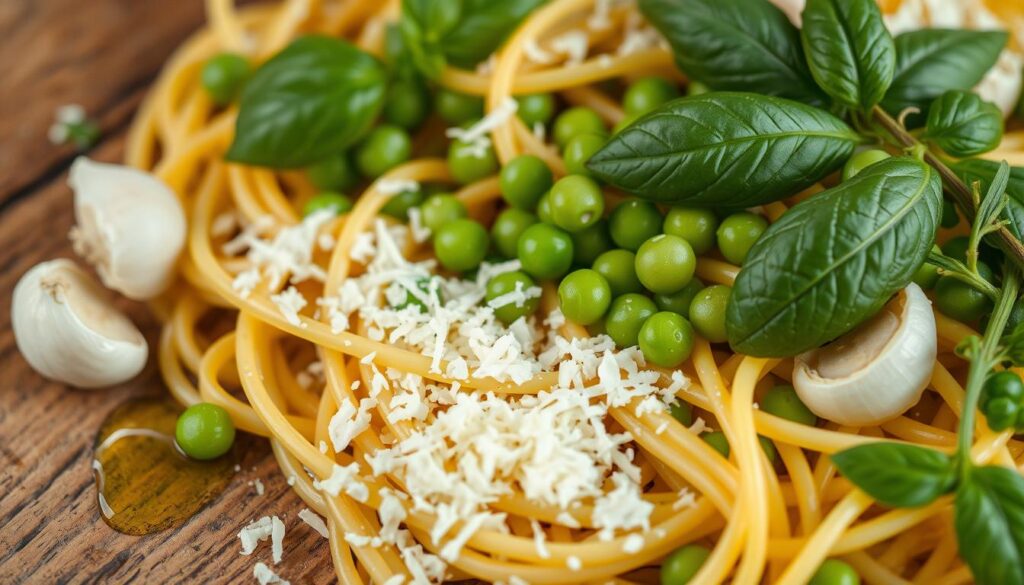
[726,157,941,357]
[586,92,858,207]
[953,159,1024,241]
[882,29,1008,117]
[639,0,826,106]
[226,36,386,168]
[955,465,1024,585]
[925,90,1003,157]
[832,443,956,507]
[800,0,894,111]
[401,0,544,77]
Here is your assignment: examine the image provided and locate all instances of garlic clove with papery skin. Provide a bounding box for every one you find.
[792,283,937,427]
[68,157,186,300]
[12,259,148,388]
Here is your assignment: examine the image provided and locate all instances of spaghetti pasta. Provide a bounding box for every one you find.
[110,0,1024,583]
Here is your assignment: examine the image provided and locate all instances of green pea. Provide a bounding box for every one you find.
[307,153,358,192]
[571,220,614,265]
[537,191,555,224]
[553,107,607,149]
[558,269,613,325]
[486,271,540,324]
[356,125,412,178]
[609,199,663,251]
[392,277,441,313]
[549,175,605,233]
[612,112,640,135]
[660,545,711,585]
[842,149,891,181]
[436,89,484,124]
[593,249,644,297]
[175,403,236,460]
[934,262,994,323]
[563,132,606,177]
[654,279,704,316]
[635,235,696,294]
[687,81,709,96]
[664,207,718,255]
[491,208,538,258]
[716,212,768,265]
[516,93,556,126]
[688,285,731,343]
[669,400,694,426]
[518,223,574,280]
[606,293,658,348]
[380,189,425,220]
[201,53,250,106]
[303,192,353,217]
[702,431,731,458]
[638,311,695,367]
[761,385,817,426]
[420,194,467,233]
[384,78,431,129]
[809,559,861,585]
[983,371,1024,403]
[448,138,499,184]
[985,397,1018,431]
[433,219,489,272]
[941,199,960,229]
[623,77,680,116]
[500,155,553,210]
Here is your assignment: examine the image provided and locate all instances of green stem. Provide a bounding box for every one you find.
[957,267,1021,467]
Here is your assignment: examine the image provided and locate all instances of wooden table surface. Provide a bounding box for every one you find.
[0,1,337,583]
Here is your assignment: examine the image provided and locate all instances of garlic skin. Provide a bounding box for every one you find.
[68,157,186,300]
[792,283,937,427]
[12,259,148,388]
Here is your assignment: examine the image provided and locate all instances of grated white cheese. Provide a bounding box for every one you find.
[270,516,285,564]
[674,487,697,511]
[622,533,644,554]
[313,463,368,502]
[328,398,375,452]
[252,478,265,496]
[298,508,329,539]
[567,555,582,571]
[270,286,307,326]
[239,517,274,556]
[446,98,519,159]
[377,178,420,195]
[253,562,290,585]
[382,576,407,585]
[530,520,551,559]
[550,30,589,66]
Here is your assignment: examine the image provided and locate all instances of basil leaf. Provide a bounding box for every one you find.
[925,90,1003,157]
[831,443,956,507]
[404,0,462,42]
[639,0,826,106]
[443,0,545,69]
[586,93,858,207]
[882,29,1008,118]
[226,36,386,168]
[955,465,1024,585]
[953,159,1024,241]
[726,157,942,357]
[800,0,894,111]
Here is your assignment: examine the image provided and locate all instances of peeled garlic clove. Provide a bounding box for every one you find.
[12,259,148,388]
[69,157,186,300]
[792,283,936,427]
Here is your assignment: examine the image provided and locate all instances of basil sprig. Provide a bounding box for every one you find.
[226,36,386,168]
[954,159,1024,242]
[830,444,956,507]
[586,92,858,207]
[881,28,1008,120]
[800,0,894,111]
[725,157,941,357]
[639,0,826,106]
[401,0,544,78]
[924,90,1004,157]
[956,465,1024,585]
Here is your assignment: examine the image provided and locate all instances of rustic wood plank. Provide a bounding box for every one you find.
[0,1,337,583]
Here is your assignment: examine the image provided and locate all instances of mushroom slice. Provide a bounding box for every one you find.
[12,259,148,388]
[792,283,936,427]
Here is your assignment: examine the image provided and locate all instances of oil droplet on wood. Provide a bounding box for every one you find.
[92,397,237,535]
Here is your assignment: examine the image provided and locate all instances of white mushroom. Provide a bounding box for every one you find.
[12,259,148,388]
[68,157,186,300]
[792,283,936,427]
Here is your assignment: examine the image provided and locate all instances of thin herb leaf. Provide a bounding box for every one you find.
[1005,320,1024,366]
[955,465,1024,585]
[968,161,1012,272]
[800,0,895,111]
[954,159,1024,243]
[832,443,956,507]
[924,91,1004,157]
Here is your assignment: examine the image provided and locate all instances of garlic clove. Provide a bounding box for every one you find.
[12,259,148,388]
[792,283,937,427]
[68,157,186,300]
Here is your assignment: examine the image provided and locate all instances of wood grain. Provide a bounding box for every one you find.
[0,1,336,583]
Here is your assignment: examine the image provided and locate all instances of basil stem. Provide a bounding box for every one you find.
[956,267,1021,468]
[872,106,1024,271]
